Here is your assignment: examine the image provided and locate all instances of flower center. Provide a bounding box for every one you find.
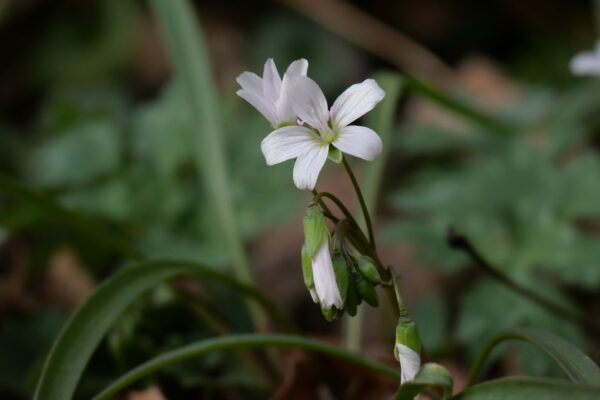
[322,119,339,143]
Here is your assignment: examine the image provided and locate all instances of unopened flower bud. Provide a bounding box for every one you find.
[312,241,343,311]
[331,252,349,303]
[303,204,327,257]
[301,245,318,303]
[394,318,422,384]
[355,274,379,307]
[321,305,343,321]
[357,256,381,285]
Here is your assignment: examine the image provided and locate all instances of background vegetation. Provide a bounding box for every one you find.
[1,0,599,399]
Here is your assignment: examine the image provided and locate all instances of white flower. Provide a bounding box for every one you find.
[396,343,421,384]
[236,58,308,126]
[261,77,385,190]
[570,41,600,76]
[311,241,343,309]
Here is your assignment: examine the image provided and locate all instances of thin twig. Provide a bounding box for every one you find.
[275,0,455,88]
[447,227,600,338]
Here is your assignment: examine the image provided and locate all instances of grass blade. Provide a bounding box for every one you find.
[452,377,600,400]
[467,328,600,386]
[92,333,400,400]
[33,260,293,400]
[148,0,254,289]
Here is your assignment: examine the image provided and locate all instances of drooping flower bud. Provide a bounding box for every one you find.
[355,273,379,307]
[312,241,343,311]
[331,252,349,302]
[394,317,422,384]
[356,256,381,285]
[303,204,327,257]
[301,245,318,303]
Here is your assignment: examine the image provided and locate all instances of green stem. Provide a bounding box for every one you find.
[313,191,357,224]
[342,156,375,249]
[342,73,403,352]
[92,334,400,400]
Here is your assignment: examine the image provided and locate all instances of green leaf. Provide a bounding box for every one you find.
[513,328,600,384]
[28,120,120,186]
[451,377,600,400]
[92,334,401,400]
[392,363,453,400]
[33,260,293,400]
[468,328,600,386]
[149,0,254,292]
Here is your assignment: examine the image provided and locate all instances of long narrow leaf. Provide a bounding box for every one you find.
[92,333,400,400]
[467,328,600,386]
[33,260,293,400]
[452,377,600,400]
[148,0,253,286]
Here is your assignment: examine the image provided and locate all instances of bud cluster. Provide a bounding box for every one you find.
[302,203,383,321]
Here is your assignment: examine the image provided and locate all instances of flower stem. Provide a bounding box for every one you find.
[342,156,376,249]
[312,190,356,224]
[150,0,261,329]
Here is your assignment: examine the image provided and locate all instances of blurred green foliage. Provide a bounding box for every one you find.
[1,0,600,397]
[386,81,600,374]
[0,1,357,398]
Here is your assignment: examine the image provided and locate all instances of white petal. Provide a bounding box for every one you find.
[293,142,328,190]
[330,79,385,128]
[285,58,308,77]
[261,126,316,165]
[262,59,282,117]
[236,71,263,95]
[236,89,276,124]
[288,76,329,131]
[277,59,309,123]
[334,125,382,161]
[312,241,343,308]
[570,51,600,76]
[396,343,421,384]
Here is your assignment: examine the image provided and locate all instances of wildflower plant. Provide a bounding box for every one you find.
[237,58,424,381]
[23,1,600,400]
